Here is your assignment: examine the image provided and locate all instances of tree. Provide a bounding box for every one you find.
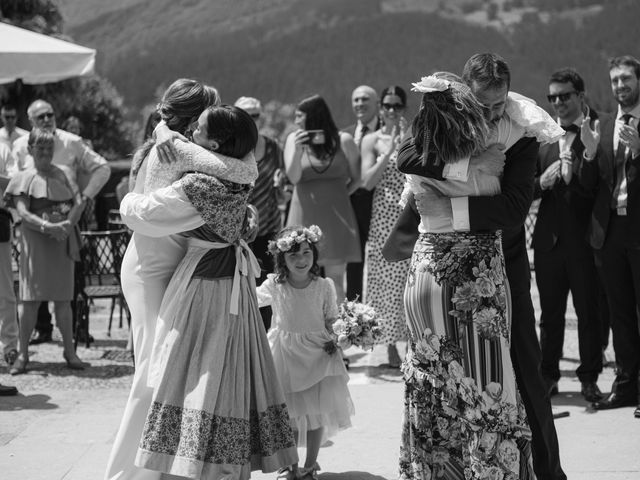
[0,0,134,159]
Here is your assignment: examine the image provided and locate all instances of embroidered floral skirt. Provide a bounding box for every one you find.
[399,232,535,480]
[135,266,297,479]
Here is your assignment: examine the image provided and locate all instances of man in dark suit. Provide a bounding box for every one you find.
[386,53,566,479]
[343,85,381,300]
[581,56,640,417]
[533,68,603,402]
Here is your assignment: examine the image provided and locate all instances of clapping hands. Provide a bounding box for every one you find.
[581,116,600,159]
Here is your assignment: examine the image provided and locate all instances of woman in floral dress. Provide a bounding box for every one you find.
[361,85,410,367]
[396,74,562,480]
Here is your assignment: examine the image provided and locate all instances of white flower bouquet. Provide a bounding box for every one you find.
[330,299,383,352]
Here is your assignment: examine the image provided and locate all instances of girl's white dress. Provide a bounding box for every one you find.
[257,275,354,446]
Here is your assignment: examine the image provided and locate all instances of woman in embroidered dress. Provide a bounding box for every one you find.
[123,105,297,479]
[361,85,410,368]
[396,73,562,480]
[106,79,258,480]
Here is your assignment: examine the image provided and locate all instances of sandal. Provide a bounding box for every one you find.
[297,462,321,480]
[277,466,296,480]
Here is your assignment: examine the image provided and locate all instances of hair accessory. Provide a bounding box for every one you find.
[268,225,322,254]
[411,76,451,94]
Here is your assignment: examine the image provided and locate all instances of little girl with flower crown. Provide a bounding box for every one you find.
[257,225,354,480]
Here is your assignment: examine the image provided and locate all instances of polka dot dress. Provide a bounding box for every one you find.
[363,142,410,344]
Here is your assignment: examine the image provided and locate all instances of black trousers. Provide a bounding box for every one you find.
[505,238,566,480]
[346,188,373,300]
[593,214,640,398]
[534,241,603,383]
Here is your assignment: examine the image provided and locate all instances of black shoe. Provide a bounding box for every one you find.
[0,383,18,396]
[634,406,640,419]
[543,377,559,397]
[592,392,636,410]
[581,381,604,403]
[3,349,18,366]
[29,330,52,345]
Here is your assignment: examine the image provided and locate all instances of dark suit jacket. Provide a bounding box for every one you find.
[582,113,640,249]
[383,135,540,294]
[342,117,382,144]
[532,119,597,252]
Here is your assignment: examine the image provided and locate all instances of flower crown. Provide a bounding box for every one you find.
[268,225,323,254]
[411,75,451,94]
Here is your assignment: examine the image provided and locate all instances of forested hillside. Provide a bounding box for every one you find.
[58,0,639,126]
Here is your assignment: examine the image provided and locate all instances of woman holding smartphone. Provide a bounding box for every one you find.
[360,85,410,368]
[284,94,360,303]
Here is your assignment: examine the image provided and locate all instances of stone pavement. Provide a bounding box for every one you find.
[1,281,639,480]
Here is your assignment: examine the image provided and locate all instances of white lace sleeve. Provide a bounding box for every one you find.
[505,92,564,145]
[143,140,258,193]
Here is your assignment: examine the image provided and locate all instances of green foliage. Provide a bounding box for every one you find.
[0,0,134,159]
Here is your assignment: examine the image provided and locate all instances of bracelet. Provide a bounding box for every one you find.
[40,220,47,233]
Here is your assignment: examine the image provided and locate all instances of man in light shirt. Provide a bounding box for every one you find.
[581,56,640,417]
[11,99,111,344]
[0,104,28,150]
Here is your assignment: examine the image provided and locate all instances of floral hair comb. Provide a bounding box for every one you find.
[268,225,322,254]
[411,75,451,94]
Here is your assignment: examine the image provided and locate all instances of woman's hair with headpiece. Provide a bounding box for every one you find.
[131,78,221,179]
[201,105,258,159]
[297,94,340,160]
[411,72,489,165]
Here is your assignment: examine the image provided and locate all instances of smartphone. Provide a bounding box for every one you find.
[305,129,325,145]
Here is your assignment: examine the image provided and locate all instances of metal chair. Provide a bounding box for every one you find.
[75,228,131,347]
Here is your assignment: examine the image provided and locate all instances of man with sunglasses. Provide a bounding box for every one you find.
[10,99,111,344]
[0,104,28,150]
[580,56,640,418]
[343,85,381,301]
[533,68,604,403]
[385,53,567,479]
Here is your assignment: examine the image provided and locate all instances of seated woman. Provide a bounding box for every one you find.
[4,129,87,374]
[121,106,298,479]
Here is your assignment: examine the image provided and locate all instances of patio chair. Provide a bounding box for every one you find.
[75,228,131,348]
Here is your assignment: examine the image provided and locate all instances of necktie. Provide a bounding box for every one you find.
[561,124,580,134]
[616,114,632,169]
[612,114,633,210]
[357,124,369,148]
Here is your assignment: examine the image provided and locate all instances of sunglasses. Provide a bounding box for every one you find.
[250,113,261,120]
[382,103,405,111]
[547,91,577,103]
[36,112,55,121]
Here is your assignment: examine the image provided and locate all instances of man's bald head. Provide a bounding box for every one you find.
[351,85,379,124]
[27,99,56,132]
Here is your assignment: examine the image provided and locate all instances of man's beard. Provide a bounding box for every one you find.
[617,87,640,108]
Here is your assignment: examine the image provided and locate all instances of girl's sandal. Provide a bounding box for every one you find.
[296,462,321,480]
[277,466,295,480]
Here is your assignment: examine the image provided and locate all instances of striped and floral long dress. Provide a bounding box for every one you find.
[398,177,535,480]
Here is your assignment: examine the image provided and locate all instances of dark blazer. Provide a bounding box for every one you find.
[341,117,382,145]
[383,135,539,293]
[531,120,597,252]
[582,113,640,249]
